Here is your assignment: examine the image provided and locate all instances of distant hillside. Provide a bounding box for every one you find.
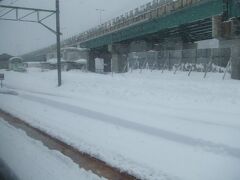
[0,54,12,61]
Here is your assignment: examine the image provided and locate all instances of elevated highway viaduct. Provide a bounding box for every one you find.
[22,0,240,78]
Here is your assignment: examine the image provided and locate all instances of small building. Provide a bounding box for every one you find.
[61,47,89,62]
[44,47,89,71]
[9,57,27,72]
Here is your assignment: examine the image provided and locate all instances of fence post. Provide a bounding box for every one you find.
[174,50,183,75]
[162,51,169,73]
[204,49,213,79]
[188,48,197,76]
[223,58,232,80]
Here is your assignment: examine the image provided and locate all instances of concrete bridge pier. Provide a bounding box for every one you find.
[231,46,240,80]
[218,17,240,79]
[88,50,97,72]
[89,48,111,72]
[109,44,129,73]
[219,38,240,80]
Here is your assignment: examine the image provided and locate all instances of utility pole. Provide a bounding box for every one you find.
[56,0,62,86]
[96,8,105,24]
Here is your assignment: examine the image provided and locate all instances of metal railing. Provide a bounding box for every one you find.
[22,0,204,58]
[62,0,202,47]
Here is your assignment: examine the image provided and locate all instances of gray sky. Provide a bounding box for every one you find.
[0,0,150,56]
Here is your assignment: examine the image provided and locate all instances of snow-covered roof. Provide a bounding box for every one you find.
[9,56,23,62]
[46,58,87,64]
[61,47,89,51]
[26,62,42,64]
[75,59,87,64]
[46,58,66,64]
[47,58,58,64]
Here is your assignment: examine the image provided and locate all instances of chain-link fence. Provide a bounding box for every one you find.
[127,48,231,73]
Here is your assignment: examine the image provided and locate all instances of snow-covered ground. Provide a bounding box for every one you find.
[0,68,240,180]
[0,118,104,180]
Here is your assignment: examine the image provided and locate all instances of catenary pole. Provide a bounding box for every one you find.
[56,0,62,86]
[0,1,61,86]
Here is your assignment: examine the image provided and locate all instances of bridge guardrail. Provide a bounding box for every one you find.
[62,0,204,46]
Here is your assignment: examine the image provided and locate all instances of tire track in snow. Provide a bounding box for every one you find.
[5,85,240,131]
[20,93,240,159]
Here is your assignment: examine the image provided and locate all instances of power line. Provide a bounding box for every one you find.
[0,0,62,87]
[0,0,19,14]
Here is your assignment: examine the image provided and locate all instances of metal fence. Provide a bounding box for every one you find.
[127,48,231,73]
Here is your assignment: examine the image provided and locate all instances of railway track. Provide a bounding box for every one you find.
[0,110,138,180]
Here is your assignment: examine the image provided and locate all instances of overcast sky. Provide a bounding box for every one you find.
[0,0,151,56]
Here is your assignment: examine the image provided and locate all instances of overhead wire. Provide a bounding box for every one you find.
[0,0,19,14]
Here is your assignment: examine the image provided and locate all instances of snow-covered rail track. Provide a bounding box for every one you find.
[0,109,138,180]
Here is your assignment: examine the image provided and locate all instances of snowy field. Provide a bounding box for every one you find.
[0,68,240,180]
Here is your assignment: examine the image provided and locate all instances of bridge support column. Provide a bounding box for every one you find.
[219,38,240,80]
[89,50,98,72]
[231,46,240,80]
[109,44,129,73]
[89,48,111,73]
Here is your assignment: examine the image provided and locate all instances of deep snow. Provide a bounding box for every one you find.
[0,118,104,180]
[0,69,240,180]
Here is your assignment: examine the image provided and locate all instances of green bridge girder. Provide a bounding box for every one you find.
[80,0,239,49]
[228,0,240,18]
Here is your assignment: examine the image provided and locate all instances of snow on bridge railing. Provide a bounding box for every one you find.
[62,0,203,47]
[22,0,205,57]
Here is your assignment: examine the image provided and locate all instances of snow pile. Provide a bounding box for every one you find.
[0,119,104,180]
[0,87,18,95]
[175,63,226,73]
[46,58,60,64]
[46,58,87,64]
